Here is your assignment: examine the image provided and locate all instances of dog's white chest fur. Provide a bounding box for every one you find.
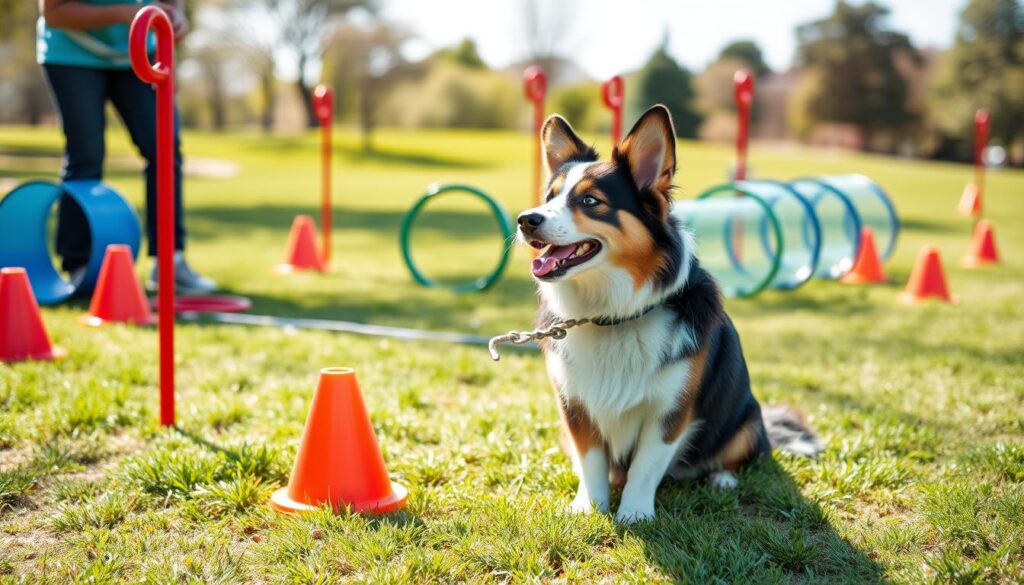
[548,308,695,461]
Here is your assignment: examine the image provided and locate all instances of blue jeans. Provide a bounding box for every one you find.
[42,64,186,271]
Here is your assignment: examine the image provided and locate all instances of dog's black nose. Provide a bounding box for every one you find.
[518,213,544,229]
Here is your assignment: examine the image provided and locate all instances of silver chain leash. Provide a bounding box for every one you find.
[487,318,590,361]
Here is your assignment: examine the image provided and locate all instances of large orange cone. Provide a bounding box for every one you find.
[899,246,958,304]
[962,220,999,268]
[271,367,408,514]
[0,267,67,362]
[842,227,887,284]
[81,245,156,327]
[276,215,327,274]
[958,183,981,217]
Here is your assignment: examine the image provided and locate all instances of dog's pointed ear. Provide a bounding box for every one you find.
[617,105,676,194]
[541,115,597,175]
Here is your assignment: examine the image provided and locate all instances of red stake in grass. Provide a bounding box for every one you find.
[130,6,175,427]
[601,75,625,147]
[523,66,547,207]
[733,69,754,181]
[312,84,334,267]
[960,109,990,221]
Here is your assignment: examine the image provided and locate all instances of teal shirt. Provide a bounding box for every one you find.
[37,0,147,70]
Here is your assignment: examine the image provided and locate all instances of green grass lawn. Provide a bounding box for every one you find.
[1,124,1023,583]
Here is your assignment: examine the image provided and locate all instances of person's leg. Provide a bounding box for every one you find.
[42,65,108,273]
[106,68,185,256]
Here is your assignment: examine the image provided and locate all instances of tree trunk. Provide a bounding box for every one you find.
[296,53,317,128]
[260,70,275,133]
[359,81,373,152]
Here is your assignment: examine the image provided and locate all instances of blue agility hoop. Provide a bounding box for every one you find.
[0,180,141,305]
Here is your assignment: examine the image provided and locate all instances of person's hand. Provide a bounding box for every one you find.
[154,2,189,42]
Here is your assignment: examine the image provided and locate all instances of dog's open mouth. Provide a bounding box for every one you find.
[530,239,602,279]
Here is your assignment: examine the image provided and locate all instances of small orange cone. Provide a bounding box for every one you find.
[276,215,327,274]
[899,246,958,304]
[962,220,999,268]
[81,245,156,327]
[958,183,980,217]
[271,367,408,515]
[0,267,67,362]
[842,227,887,284]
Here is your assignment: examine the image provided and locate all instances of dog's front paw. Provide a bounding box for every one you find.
[569,494,608,514]
[614,505,655,524]
[708,470,738,490]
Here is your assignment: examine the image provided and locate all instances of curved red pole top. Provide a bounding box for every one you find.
[975,108,990,128]
[523,66,547,103]
[129,6,174,84]
[734,69,753,108]
[601,75,624,110]
[313,84,334,122]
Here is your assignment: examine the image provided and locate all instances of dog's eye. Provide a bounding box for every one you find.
[581,195,600,207]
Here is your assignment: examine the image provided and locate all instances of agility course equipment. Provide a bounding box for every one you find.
[679,175,897,296]
[734,69,754,181]
[271,367,408,514]
[962,220,999,268]
[81,244,156,327]
[523,66,547,207]
[0,180,141,305]
[277,215,327,274]
[0,267,67,363]
[841,227,887,284]
[900,246,957,305]
[601,75,625,147]
[130,5,176,426]
[400,183,514,293]
[278,84,335,274]
[959,109,989,218]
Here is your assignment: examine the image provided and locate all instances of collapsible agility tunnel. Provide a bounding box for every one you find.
[700,181,821,291]
[673,193,782,298]
[789,174,899,279]
[0,180,141,305]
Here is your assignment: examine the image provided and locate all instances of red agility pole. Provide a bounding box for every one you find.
[312,84,334,266]
[130,7,175,427]
[973,109,989,220]
[733,69,754,181]
[601,75,625,147]
[523,66,547,207]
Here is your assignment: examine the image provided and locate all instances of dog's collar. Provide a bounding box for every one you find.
[590,304,658,327]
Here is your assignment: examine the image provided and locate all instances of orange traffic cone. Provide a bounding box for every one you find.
[271,367,408,515]
[842,227,887,284]
[0,267,67,362]
[81,245,156,327]
[276,215,327,274]
[962,220,999,268]
[958,183,981,217]
[899,246,958,304]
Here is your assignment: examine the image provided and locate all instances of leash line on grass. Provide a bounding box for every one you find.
[181,312,539,352]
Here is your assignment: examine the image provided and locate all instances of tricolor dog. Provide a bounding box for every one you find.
[517,105,822,523]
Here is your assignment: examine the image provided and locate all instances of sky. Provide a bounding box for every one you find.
[382,0,965,79]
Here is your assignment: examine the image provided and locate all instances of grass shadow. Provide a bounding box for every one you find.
[630,457,887,582]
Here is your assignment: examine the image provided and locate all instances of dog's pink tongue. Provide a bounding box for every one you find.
[532,244,577,277]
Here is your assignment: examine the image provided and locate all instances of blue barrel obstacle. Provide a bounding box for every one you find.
[0,180,141,305]
[678,174,899,297]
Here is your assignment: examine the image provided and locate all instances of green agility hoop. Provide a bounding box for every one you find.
[400,183,514,293]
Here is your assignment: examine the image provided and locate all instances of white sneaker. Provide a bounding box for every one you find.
[147,252,218,294]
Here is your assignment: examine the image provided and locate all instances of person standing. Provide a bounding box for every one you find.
[37,0,216,293]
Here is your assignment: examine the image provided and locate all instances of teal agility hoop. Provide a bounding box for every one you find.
[400,183,514,293]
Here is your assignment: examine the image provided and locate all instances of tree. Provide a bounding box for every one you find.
[434,38,487,69]
[230,0,376,128]
[325,21,417,151]
[519,0,574,80]
[930,0,1024,163]
[718,40,770,77]
[795,1,920,150]
[631,35,701,139]
[0,0,52,125]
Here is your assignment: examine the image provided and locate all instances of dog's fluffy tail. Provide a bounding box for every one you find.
[763,406,824,457]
